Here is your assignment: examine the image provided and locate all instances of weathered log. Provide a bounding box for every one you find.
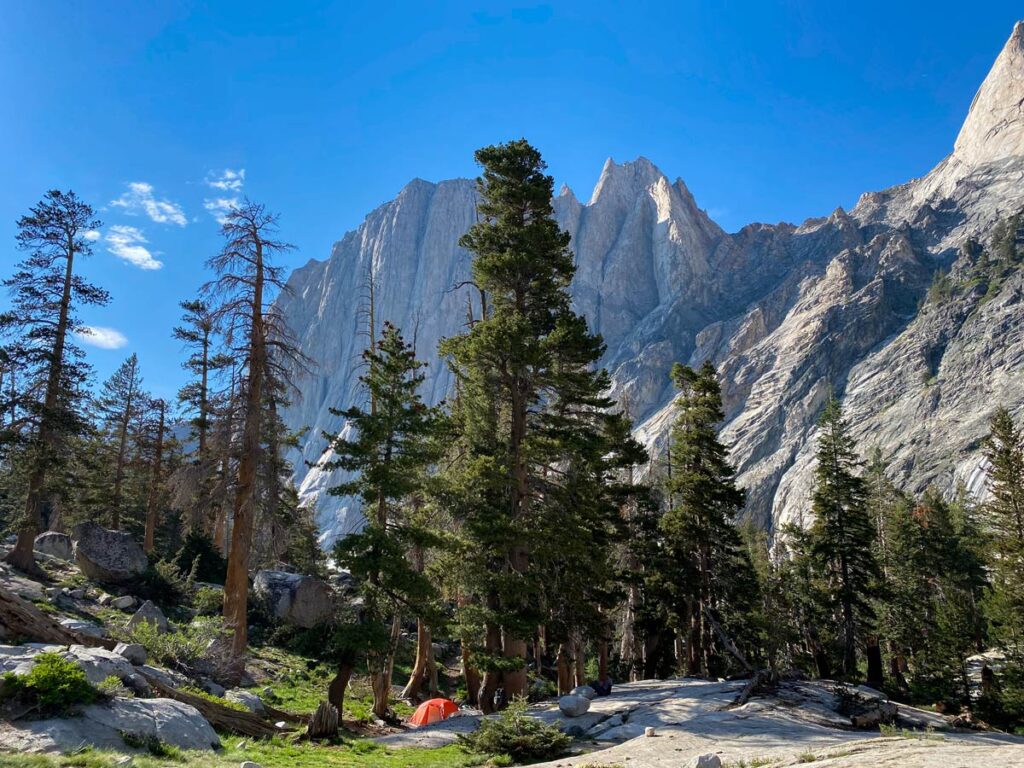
[0,586,116,650]
[727,668,773,709]
[702,605,753,673]
[305,700,339,739]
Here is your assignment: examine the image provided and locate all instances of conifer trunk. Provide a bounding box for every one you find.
[402,617,432,701]
[328,663,353,719]
[557,642,573,695]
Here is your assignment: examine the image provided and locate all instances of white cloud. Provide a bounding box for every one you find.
[205,168,245,192]
[204,168,245,223]
[105,225,163,270]
[83,229,102,242]
[110,182,187,226]
[75,325,128,350]
[204,196,240,225]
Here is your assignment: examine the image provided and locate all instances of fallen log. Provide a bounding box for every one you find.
[137,669,283,738]
[264,702,309,725]
[0,586,117,650]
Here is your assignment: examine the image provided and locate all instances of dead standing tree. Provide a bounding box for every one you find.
[203,199,306,661]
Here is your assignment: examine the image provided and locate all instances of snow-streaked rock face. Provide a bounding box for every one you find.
[281,22,1024,543]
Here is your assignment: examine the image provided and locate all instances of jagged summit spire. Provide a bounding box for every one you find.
[589,156,668,205]
[952,20,1024,168]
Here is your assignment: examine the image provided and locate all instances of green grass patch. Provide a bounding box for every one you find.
[0,737,485,768]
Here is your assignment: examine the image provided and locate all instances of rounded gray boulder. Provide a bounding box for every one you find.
[71,522,147,584]
[558,693,591,717]
[253,570,335,628]
[34,532,72,561]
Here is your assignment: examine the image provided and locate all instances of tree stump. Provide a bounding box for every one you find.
[306,701,339,739]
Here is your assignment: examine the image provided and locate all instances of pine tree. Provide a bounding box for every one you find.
[440,139,629,710]
[657,361,758,677]
[0,191,108,573]
[203,199,303,660]
[172,299,230,533]
[324,322,442,719]
[93,354,146,530]
[808,395,879,678]
[981,406,1024,724]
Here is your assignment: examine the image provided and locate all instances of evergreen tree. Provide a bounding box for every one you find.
[0,191,108,573]
[808,395,879,678]
[92,353,146,530]
[440,139,631,709]
[324,322,442,719]
[172,299,230,533]
[656,361,758,677]
[981,406,1024,724]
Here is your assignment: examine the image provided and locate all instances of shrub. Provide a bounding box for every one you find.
[173,530,227,585]
[120,730,183,758]
[127,616,224,667]
[1,653,99,714]
[134,560,188,606]
[457,697,571,763]
[97,675,130,698]
[193,586,223,616]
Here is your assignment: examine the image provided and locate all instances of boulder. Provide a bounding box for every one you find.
[557,693,591,718]
[252,570,335,628]
[226,689,266,715]
[850,700,898,728]
[58,618,105,638]
[0,697,220,752]
[571,684,597,700]
[200,678,225,697]
[138,664,186,690]
[0,645,134,686]
[687,755,722,768]
[111,595,137,610]
[128,601,169,634]
[114,642,147,666]
[71,522,147,584]
[33,532,72,561]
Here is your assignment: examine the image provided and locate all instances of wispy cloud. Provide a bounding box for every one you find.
[75,325,128,350]
[83,229,102,242]
[111,182,187,226]
[105,225,163,270]
[204,168,245,223]
[203,197,240,224]
[206,168,245,192]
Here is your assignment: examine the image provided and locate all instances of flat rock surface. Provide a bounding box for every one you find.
[376,679,1024,767]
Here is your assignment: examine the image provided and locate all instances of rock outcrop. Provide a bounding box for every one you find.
[33,532,72,561]
[71,523,147,584]
[279,22,1024,540]
[252,570,335,628]
[0,697,220,753]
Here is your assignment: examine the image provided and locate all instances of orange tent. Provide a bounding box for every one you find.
[410,698,459,726]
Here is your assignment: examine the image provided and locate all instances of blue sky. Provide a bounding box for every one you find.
[0,1,1020,401]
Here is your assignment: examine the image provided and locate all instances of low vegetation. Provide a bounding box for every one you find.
[0,739,484,768]
[457,698,571,763]
[0,653,100,715]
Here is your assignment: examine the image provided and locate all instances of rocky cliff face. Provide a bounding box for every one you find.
[279,22,1024,543]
